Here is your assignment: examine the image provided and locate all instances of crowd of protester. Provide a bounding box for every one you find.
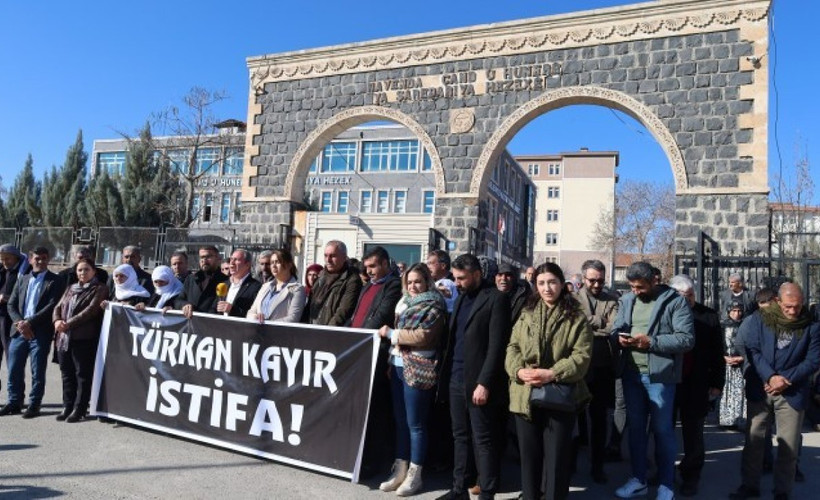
[2,240,820,500]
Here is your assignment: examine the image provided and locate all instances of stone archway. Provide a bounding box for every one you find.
[471,85,688,198]
[242,0,771,254]
[283,106,446,203]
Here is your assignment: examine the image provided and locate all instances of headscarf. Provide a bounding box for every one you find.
[114,264,150,301]
[304,263,323,296]
[152,265,183,308]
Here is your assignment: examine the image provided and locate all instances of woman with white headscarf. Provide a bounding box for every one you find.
[135,265,184,312]
[102,264,150,308]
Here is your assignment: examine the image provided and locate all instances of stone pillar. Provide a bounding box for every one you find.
[243,201,293,242]
[676,193,768,255]
[433,197,480,254]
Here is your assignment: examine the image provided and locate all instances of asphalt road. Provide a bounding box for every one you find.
[1,361,819,499]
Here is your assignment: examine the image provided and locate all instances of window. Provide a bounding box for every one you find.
[360,191,372,213]
[220,193,231,222]
[203,193,213,222]
[422,190,435,214]
[309,157,318,173]
[98,152,126,176]
[528,163,539,176]
[196,148,219,176]
[167,149,190,174]
[321,142,356,172]
[223,147,243,175]
[377,190,389,213]
[192,195,201,221]
[233,193,242,223]
[393,191,407,213]
[337,191,349,214]
[422,149,432,171]
[548,163,561,176]
[547,210,559,222]
[320,192,332,213]
[547,186,560,198]
[360,140,419,172]
[546,233,558,245]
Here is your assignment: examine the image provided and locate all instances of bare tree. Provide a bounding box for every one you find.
[770,137,815,258]
[590,179,676,273]
[151,87,243,227]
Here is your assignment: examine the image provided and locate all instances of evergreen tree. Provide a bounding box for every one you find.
[40,166,62,226]
[61,130,88,227]
[6,155,40,227]
[122,123,161,226]
[84,170,124,227]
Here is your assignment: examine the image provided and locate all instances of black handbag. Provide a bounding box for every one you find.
[529,382,576,412]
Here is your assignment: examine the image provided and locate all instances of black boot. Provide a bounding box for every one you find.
[56,407,73,421]
[66,408,86,423]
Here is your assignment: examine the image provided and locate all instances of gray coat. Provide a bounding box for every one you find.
[610,285,695,384]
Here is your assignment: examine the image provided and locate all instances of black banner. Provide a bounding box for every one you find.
[91,304,378,481]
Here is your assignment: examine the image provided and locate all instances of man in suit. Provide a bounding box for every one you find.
[175,245,229,317]
[0,245,30,391]
[437,253,511,500]
[0,247,66,418]
[350,246,403,477]
[107,245,154,298]
[730,282,820,500]
[214,249,261,318]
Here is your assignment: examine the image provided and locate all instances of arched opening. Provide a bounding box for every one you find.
[284,106,444,204]
[475,86,679,284]
[289,111,445,270]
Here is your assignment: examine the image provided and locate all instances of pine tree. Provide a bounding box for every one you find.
[61,130,88,227]
[122,123,161,226]
[40,166,62,226]
[6,155,40,227]
[84,170,124,227]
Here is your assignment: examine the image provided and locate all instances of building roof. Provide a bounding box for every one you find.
[770,202,820,214]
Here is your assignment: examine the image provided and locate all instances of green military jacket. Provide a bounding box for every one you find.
[505,299,593,418]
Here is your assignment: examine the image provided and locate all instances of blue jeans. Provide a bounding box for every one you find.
[622,369,677,488]
[6,331,52,406]
[390,365,434,465]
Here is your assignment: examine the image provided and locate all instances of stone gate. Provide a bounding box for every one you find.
[241,0,771,255]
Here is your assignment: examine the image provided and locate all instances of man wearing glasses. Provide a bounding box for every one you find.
[575,259,620,484]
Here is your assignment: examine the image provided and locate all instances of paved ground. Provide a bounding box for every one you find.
[1,362,819,499]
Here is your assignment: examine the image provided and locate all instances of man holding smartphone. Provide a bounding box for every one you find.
[610,261,695,500]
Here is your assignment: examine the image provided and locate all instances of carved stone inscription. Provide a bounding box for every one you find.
[369,62,563,104]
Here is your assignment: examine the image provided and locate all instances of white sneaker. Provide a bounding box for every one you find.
[656,485,675,500]
[395,463,422,496]
[379,459,409,492]
[615,477,648,499]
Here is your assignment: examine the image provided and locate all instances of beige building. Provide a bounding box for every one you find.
[517,149,618,277]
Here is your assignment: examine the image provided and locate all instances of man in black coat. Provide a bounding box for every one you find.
[437,254,512,500]
[212,249,261,318]
[107,245,154,298]
[174,245,229,317]
[669,274,725,497]
[0,245,30,381]
[0,247,66,418]
[58,245,109,288]
[349,245,403,477]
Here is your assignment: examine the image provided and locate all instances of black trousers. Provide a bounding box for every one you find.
[674,381,707,483]
[57,338,98,411]
[516,408,575,500]
[585,362,616,470]
[449,377,505,499]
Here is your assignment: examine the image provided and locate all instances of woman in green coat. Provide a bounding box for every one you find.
[505,262,593,500]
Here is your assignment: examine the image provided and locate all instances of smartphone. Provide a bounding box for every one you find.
[618,332,631,338]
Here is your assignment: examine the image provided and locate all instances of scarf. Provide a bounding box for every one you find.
[396,290,446,331]
[152,265,183,308]
[761,304,812,338]
[304,263,323,296]
[59,276,100,351]
[114,264,150,301]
